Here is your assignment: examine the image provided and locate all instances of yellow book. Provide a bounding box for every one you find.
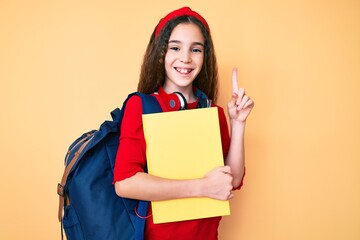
[142,107,230,224]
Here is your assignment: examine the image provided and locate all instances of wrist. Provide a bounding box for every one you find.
[193,178,206,198]
[230,119,246,128]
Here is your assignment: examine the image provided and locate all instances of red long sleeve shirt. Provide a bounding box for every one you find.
[113,88,235,240]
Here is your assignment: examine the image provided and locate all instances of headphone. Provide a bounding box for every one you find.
[164,89,212,111]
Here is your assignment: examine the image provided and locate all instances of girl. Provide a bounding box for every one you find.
[114,6,254,240]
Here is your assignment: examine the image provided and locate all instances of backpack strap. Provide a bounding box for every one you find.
[57,133,95,222]
[134,93,162,240]
[137,93,162,114]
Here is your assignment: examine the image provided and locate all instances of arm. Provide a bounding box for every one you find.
[115,166,233,201]
[113,95,234,201]
[225,68,254,188]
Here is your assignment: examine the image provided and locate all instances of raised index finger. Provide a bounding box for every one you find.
[232,67,239,93]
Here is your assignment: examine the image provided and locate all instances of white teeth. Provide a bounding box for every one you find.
[176,68,192,74]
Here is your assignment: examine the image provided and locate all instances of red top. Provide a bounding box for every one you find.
[113,89,238,240]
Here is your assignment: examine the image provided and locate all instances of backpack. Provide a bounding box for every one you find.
[57,92,162,240]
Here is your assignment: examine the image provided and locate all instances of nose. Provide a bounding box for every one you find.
[180,51,192,63]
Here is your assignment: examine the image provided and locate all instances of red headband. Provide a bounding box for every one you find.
[155,7,210,38]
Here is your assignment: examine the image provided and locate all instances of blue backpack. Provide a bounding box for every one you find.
[57,92,162,240]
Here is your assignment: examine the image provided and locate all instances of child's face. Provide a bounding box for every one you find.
[163,23,205,92]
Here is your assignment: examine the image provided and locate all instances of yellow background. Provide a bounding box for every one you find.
[1,0,359,239]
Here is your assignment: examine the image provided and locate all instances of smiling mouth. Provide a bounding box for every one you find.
[175,67,193,74]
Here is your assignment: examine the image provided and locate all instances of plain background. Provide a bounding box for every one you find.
[1,0,359,239]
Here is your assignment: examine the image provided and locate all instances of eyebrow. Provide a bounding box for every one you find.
[168,40,205,47]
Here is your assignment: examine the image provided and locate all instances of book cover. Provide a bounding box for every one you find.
[142,107,230,224]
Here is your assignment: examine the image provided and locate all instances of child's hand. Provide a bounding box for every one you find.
[202,166,234,200]
[228,68,254,123]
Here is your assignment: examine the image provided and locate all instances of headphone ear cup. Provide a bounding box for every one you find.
[174,92,187,110]
[164,92,187,111]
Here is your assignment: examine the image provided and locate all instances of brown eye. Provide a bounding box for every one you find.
[192,48,202,53]
[169,46,180,51]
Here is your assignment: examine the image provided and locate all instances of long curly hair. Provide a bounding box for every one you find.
[137,15,219,101]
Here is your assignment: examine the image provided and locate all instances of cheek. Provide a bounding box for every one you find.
[196,55,204,68]
[164,55,174,74]
[164,53,173,67]
[164,57,170,69]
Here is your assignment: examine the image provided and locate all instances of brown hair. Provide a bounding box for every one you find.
[137,15,219,101]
